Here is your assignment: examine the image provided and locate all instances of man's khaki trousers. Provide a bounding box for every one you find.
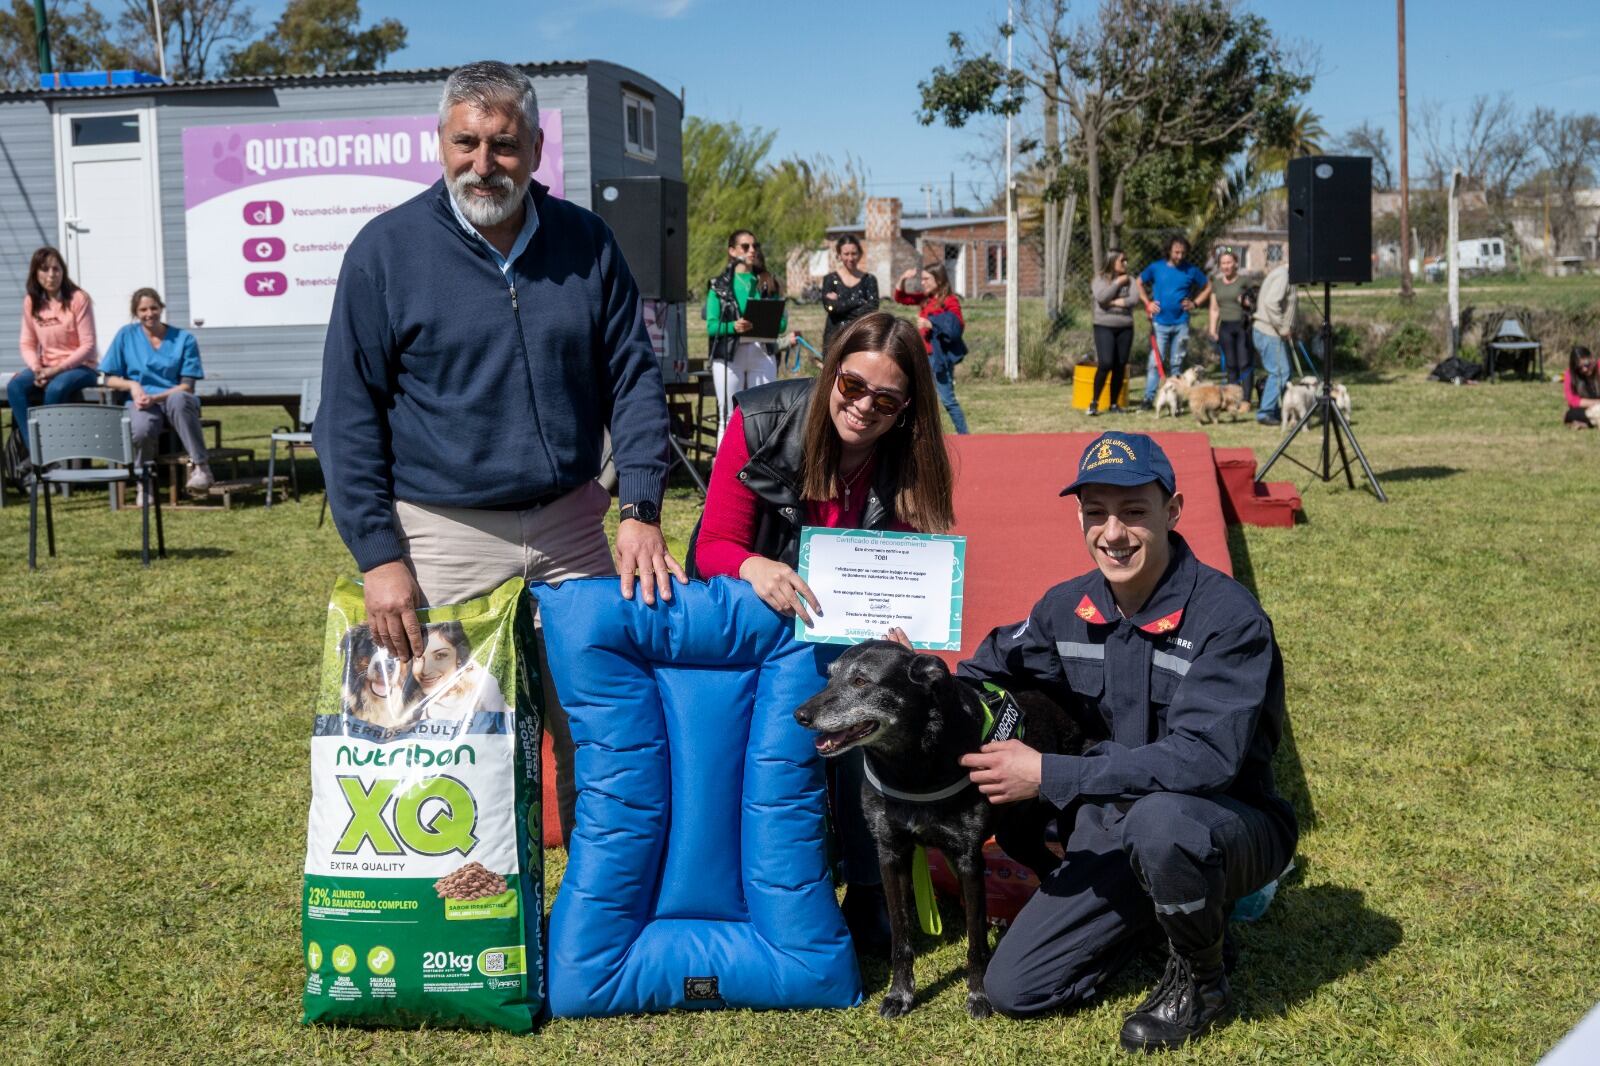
[394,481,615,842]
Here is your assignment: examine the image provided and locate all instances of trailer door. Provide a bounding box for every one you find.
[53,100,164,319]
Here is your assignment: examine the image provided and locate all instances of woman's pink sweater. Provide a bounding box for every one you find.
[19,290,97,372]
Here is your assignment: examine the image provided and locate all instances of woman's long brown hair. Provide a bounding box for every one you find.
[921,259,951,300]
[25,246,79,316]
[799,311,955,533]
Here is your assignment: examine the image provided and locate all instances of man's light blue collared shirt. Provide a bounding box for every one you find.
[446,185,539,277]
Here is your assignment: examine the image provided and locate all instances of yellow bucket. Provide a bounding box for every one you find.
[1072,363,1129,410]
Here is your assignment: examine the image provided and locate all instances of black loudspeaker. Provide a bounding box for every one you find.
[1287,156,1372,285]
[592,176,689,301]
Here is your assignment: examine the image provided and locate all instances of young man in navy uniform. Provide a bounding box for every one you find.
[956,431,1297,1053]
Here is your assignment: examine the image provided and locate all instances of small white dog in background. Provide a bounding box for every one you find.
[1281,376,1353,428]
[1154,366,1202,418]
[1279,381,1317,428]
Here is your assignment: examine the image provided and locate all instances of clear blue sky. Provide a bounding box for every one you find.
[263,1,1600,211]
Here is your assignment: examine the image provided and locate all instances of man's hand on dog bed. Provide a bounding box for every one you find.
[960,740,1044,804]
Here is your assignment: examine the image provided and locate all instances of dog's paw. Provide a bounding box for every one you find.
[878,990,914,1019]
[966,991,993,1020]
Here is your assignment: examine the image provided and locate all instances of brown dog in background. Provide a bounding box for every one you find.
[1190,382,1252,424]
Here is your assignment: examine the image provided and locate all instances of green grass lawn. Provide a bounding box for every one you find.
[2,371,1597,1064]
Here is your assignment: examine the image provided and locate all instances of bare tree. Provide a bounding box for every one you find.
[1527,107,1600,256]
[1338,120,1396,190]
[118,0,256,79]
[1420,93,1532,213]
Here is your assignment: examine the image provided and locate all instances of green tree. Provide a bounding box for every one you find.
[0,0,137,89]
[226,0,404,76]
[683,116,863,292]
[919,0,1310,269]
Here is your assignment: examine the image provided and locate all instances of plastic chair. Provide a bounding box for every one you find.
[267,376,326,524]
[27,403,164,569]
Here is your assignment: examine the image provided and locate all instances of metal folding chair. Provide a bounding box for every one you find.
[27,403,164,569]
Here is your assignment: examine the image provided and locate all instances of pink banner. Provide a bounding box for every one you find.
[181,111,565,209]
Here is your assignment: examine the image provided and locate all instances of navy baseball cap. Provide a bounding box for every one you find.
[1060,432,1176,497]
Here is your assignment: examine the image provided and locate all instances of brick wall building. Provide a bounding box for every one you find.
[788,196,1044,301]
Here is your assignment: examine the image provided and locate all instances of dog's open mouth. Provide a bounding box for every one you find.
[813,721,878,755]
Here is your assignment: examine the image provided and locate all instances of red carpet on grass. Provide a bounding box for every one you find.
[940,431,1232,666]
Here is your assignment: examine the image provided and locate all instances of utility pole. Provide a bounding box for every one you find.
[1448,169,1461,358]
[1003,0,1020,381]
[33,0,53,78]
[151,0,168,81]
[1397,0,1413,300]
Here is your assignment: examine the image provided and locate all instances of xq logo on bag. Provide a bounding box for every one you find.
[333,775,479,856]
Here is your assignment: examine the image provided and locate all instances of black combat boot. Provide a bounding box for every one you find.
[1118,938,1231,1053]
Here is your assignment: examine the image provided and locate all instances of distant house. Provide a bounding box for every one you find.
[1209,223,1288,276]
[786,196,1044,302]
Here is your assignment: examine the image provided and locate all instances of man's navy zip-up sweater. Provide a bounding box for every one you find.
[315,179,668,572]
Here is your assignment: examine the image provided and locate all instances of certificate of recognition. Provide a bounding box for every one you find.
[794,527,967,650]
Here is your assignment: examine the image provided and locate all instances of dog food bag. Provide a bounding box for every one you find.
[301,576,544,1032]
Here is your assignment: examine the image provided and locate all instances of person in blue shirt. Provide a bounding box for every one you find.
[100,287,213,493]
[1134,237,1212,410]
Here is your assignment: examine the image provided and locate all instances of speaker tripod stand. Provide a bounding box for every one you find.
[1256,283,1387,502]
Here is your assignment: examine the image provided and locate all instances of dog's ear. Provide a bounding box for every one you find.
[907,653,950,689]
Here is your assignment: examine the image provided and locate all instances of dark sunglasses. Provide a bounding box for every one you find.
[836,370,909,416]
[736,241,759,251]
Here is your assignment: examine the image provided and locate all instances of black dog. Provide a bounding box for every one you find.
[794,640,1088,1019]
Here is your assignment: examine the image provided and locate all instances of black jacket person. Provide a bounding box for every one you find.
[954,430,1297,1053]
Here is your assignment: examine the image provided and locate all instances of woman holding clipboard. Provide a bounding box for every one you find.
[684,310,954,955]
[705,229,795,444]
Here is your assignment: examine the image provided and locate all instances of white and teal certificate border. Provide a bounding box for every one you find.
[794,527,967,650]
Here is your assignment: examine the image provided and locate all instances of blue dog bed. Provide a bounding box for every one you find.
[531,577,862,1017]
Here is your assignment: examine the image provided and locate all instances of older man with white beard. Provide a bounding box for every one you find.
[316,60,684,841]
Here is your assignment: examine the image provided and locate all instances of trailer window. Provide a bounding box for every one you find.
[623,90,656,161]
[71,114,140,146]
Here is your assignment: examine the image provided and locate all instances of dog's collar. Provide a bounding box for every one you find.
[861,683,1025,804]
[862,758,973,803]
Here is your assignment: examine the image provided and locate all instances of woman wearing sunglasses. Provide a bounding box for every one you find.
[705,229,795,444]
[685,309,954,953]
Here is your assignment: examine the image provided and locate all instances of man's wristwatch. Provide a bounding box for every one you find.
[619,500,660,524]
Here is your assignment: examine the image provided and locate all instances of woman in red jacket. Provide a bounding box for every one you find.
[685,310,954,954]
[893,261,969,433]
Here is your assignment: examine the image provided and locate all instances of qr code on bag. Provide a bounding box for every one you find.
[482,952,506,974]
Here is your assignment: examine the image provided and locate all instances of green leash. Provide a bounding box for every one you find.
[912,846,943,936]
[902,683,1026,936]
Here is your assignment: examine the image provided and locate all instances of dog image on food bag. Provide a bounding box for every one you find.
[338,624,413,730]
[794,641,1091,1020]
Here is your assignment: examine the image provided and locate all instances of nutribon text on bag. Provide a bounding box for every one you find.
[301,577,543,1031]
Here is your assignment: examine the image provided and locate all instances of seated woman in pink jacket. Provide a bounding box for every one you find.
[8,246,97,453]
[1563,346,1599,429]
